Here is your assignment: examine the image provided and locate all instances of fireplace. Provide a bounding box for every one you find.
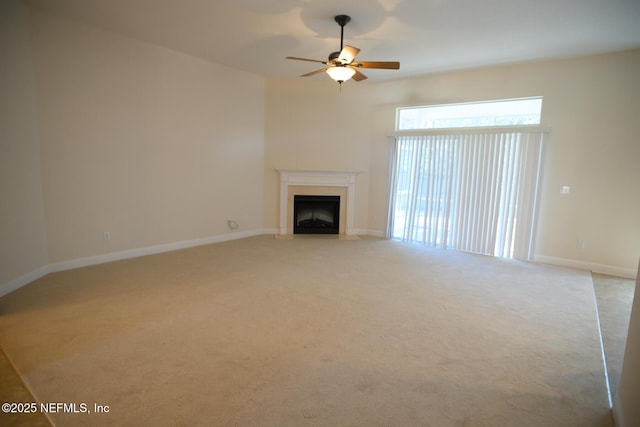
[278,169,358,236]
[293,195,340,234]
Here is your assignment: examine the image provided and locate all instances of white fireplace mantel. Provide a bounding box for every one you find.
[278,169,358,235]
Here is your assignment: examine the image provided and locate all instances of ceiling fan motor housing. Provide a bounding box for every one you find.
[328,51,340,62]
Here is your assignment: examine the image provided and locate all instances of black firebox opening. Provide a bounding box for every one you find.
[293,195,340,234]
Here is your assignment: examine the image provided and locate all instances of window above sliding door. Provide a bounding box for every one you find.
[397,97,542,131]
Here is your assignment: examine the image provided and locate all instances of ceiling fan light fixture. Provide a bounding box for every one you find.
[286,15,399,83]
[326,66,356,83]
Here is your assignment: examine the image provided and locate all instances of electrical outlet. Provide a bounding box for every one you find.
[577,239,585,249]
[103,231,111,241]
[560,186,571,194]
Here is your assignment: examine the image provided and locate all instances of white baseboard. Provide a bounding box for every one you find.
[48,229,265,273]
[0,229,266,298]
[534,255,637,280]
[267,228,386,238]
[359,229,386,238]
[0,265,51,298]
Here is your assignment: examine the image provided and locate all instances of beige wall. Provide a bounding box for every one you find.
[29,9,265,263]
[264,79,376,234]
[265,49,640,276]
[0,0,49,285]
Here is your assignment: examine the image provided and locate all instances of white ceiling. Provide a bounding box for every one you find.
[25,0,640,81]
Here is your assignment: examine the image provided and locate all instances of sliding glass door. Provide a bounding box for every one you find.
[388,130,545,261]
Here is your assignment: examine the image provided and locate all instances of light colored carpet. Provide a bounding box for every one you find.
[0,346,52,426]
[0,235,613,426]
[592,273,636,399]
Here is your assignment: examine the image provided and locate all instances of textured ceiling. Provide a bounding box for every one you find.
[25,0,640,81]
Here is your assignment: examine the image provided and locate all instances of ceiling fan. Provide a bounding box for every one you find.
[286,15,400,84]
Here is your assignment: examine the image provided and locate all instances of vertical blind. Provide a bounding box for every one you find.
[388,130,545,260]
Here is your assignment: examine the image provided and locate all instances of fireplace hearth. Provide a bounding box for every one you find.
[293,195,340,234]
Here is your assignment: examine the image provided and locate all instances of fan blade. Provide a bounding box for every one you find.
[300,68,328,77]
[352,69,367,81]
[286,56,328,64]
[337,45,360,64]
[352,61,400,70]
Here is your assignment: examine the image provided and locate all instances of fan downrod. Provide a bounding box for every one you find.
[334,15,351,53]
